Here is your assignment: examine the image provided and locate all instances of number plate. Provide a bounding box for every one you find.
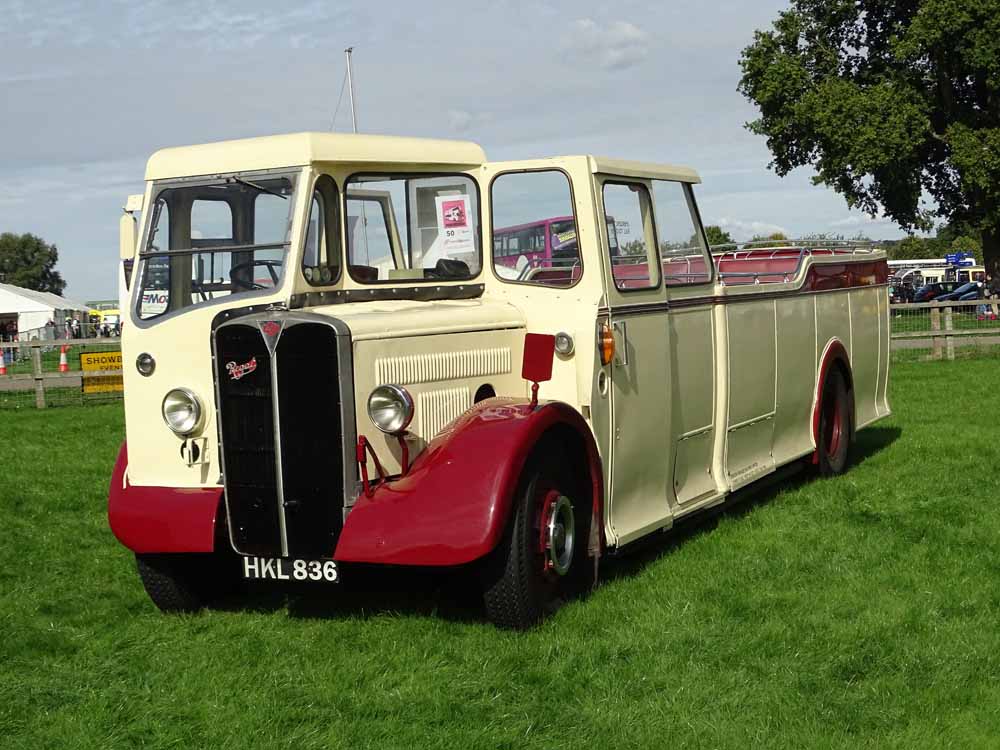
[241,556,339,583]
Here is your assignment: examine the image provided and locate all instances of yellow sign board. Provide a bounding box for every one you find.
[80,351,123,394]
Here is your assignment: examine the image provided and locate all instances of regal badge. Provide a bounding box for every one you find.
[259,319,284,353]
[226,357,257,381]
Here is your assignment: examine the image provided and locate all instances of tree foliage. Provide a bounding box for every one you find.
[884,222,983,262]
[739,0,1000,276]
[704,225,735,247]
[0,233,66,294]
[749,232,790,248]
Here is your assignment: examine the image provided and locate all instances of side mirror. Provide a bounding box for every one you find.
[119,212,137,261]
[522,333,555,408]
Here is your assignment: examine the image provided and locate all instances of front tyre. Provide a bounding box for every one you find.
[817,367,850,476]
[135,553,239,613]
[481,449,590,629]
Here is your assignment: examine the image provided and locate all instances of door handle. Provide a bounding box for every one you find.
[612,320,628,366]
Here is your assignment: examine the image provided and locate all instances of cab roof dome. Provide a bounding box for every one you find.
[145,132,489,180]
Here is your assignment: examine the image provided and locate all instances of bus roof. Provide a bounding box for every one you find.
[145,132,489,180]
[588,156,701,184]
[144,132,703,185]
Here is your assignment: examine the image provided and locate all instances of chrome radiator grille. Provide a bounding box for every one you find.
[214,319,348,558]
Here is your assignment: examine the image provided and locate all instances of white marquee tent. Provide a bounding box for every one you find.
[0,282,90,339]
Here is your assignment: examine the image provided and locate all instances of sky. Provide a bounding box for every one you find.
[0,0,908,301]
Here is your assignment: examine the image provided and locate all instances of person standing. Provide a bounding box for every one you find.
[989,275,1000,320]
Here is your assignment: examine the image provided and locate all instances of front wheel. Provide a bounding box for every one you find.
[135,552,240,613]
[817,367,850,476]
[481,449,590,629]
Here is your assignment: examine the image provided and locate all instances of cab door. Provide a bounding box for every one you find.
[598,178,673,546]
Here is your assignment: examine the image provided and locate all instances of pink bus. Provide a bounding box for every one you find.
[493,216,619,284]
[493,216,578,264]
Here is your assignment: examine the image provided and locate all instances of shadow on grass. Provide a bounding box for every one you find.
[210,565,485,624]
[599,424,901,586]
[213,425,901,625]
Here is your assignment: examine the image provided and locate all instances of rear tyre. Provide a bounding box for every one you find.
[481,445,591,629]
[817,367,850,476]
[135,553,238,613]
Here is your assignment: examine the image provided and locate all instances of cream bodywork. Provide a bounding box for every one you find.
[120,132,890,553]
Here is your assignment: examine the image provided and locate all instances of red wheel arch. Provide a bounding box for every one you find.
[334,399,604,566]
[811,339,855,463]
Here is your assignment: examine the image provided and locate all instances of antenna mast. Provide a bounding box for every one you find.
[345,47,359,133]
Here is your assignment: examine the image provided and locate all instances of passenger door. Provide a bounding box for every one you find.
[598,178,673,545]
[655,181,723,507]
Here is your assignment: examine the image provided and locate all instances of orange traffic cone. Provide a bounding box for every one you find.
[0,348,6,376]
[59,345,69,373]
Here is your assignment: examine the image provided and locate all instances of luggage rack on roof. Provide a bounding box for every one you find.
[710,239,882,286]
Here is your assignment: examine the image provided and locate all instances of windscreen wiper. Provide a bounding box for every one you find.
[226,176,288,200]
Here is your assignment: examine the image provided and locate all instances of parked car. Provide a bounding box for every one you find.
[914,281,962,302]
[934,281,983,302]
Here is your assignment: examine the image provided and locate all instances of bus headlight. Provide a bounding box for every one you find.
[162,388,203,436]
[367,385,414,434]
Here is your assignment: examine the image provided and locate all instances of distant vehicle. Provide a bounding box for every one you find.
[914,281,962,302]
[889,283,915,303]
[935,281,983,302]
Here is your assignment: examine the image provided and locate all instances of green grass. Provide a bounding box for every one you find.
[3,361,1000,748]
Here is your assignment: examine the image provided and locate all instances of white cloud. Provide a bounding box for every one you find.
[712,217,789,240]
[829,213,895,229]
[562,18,650,71]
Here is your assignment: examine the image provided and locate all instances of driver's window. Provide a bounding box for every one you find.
[303,175,341,285]
[190,200,234,297]
[346,197,394,275]
[191,200,233,244]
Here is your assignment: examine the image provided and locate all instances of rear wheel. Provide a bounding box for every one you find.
[481,446,590,629]
[135,552,240,613]
[817,367,850,476]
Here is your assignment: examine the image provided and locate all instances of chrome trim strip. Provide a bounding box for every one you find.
[597,282,891,316]
[270,347,290,557]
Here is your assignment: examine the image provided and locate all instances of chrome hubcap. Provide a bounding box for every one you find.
[545,495,575,576]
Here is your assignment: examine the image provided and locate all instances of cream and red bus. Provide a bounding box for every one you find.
[109,133,891,628]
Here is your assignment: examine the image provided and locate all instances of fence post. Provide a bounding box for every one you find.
[930,306,942,360]
[944,304,955,360]
[32,346,46,409]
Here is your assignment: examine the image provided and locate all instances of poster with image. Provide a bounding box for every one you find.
[434,194,475,259]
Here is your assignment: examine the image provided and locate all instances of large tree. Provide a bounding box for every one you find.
[0,233,66,294]
[739,0,1000,278]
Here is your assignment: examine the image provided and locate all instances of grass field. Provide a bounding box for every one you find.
[2,359,1000,748]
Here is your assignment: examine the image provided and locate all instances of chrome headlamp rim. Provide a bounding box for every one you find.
[161,387,203,436]
[366,384,414,435]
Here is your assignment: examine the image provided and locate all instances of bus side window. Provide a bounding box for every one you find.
[491,170,580,288]
[652,180,713,286]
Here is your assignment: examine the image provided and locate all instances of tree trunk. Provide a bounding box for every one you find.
[982,226,1000,289]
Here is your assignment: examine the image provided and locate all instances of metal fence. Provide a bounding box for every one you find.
[0,300,995,410]
[890,300,1000,360]
[0,337,122,410]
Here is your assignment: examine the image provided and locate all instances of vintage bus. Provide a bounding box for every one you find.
[109,133,891,628]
